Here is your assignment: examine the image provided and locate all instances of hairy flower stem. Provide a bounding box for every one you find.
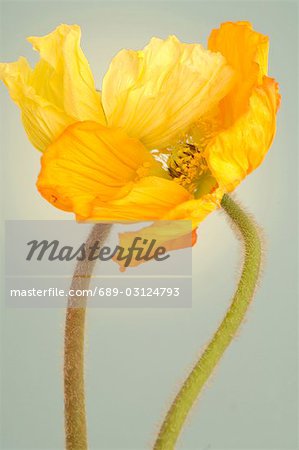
[64,223,112,450]
[153,194,262,450]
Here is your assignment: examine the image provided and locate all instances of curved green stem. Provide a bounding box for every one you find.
[153,194,262,450]
[64,223,112,450]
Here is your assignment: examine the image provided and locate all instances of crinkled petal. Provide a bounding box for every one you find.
[208,21,270,125]
[0,58,75,151]
[37,121,166,217]
[0,24,105,151]
[102,35,235,149]
[206,77,280,191]
[27,24,104,122]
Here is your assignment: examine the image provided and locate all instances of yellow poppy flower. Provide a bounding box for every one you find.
[0,21,280,229]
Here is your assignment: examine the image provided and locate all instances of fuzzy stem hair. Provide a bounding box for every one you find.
[64,223,112,450]
[153,194,262,450]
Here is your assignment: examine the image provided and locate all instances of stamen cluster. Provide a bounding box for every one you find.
[168,142,208,193]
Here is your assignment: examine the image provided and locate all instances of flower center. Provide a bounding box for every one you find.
[168,141,216,197]
[167,120,219,197]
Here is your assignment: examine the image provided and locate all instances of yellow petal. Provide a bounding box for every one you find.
[208,21,270,125]
[114,220,195,270]
[27,24,104,122]
[112,188,223,270]
[102,35,235,149]
[0,24,105,151]
[162,188,224,227]
[88,176,192,221]
[37,121,167,217]
[0,58,74,151]
[206,77,280,192]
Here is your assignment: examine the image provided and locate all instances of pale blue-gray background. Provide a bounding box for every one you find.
[0,1,298,449]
